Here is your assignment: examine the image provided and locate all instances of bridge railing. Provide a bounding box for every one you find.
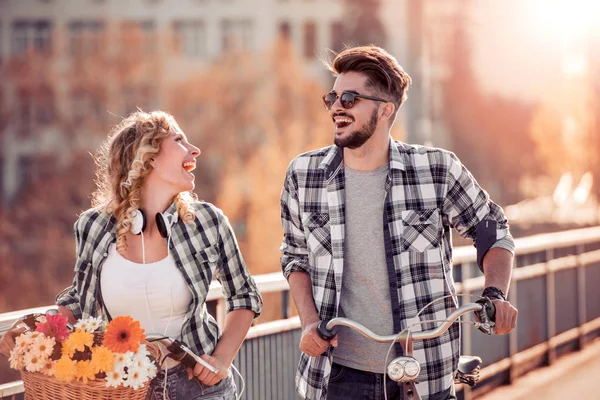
[1,226,600,399]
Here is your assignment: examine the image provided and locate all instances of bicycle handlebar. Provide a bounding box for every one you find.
[317,300,496,342]
[145,334,219,374]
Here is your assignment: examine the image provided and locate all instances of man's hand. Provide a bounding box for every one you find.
[299,321,337,357]
[186,354,229,386]
[490,299,518,335]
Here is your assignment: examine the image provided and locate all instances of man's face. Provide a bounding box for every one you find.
[327,71,384,149]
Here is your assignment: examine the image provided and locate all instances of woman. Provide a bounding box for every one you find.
[1,110,263,399]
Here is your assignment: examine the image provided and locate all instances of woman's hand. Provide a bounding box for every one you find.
[186,354,229,386]
[0,326,27,357]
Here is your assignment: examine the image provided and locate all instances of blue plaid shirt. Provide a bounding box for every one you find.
[57,200,263,357]
[280,140,514,400]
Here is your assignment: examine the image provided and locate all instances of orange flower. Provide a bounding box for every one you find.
[62,330,94,357]
[103,316,145,354]
[54,356,76,382]
[75,360,96,383]
[90,346,114,373]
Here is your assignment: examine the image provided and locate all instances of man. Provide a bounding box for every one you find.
[279,45,517,400]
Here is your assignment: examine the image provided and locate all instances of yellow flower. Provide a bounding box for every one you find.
[54,356,76,382]
[75,360,96,384]
[90,346,114,373]
[62,330,94,356]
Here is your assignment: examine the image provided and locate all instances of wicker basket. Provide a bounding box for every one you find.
[20,342,161,400]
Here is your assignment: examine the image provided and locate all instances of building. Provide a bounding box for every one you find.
[0,0,437,204]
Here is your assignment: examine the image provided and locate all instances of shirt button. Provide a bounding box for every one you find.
[392,309,400,315]
[177,262,182,267]
[103,252,108,257]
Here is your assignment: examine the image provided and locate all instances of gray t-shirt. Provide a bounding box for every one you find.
[333,163,397,373]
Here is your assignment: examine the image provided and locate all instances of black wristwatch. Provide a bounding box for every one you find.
[482,286,507,301]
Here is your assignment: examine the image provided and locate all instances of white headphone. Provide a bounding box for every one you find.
[130,209,178,238]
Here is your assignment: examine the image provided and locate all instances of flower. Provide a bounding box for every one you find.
[75,360,97,383]
[90,346,115,373]
[103,316,145,353]
[24,351,45,372]
[32,335,55,359]
[112,351,130,371]
[105,369,127,388]
[54,356,77,382]
[124,366,148,390]
[40,358,55,376]
[35,313,70,343]
[8,348,24,370]
[74,320,90,332]
[62,330,94,356]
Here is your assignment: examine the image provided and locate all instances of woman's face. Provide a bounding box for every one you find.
[146,125,201,194]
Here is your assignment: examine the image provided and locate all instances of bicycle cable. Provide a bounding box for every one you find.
[382,293,487,400]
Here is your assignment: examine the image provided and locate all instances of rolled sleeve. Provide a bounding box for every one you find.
[215,209,263,318]
[280,167,311,280]
[442,152,513,250]
[55,220,84,319]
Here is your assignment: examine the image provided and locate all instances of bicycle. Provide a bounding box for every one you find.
[316,297,497,400]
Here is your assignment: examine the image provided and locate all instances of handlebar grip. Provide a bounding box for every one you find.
[317,320,337,341]
[475,297,496,322]
[166,341,197,369]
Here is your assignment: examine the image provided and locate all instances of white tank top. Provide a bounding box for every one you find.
[100,243,192,367]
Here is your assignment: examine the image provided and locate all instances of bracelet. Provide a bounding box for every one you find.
[482,286,507,301]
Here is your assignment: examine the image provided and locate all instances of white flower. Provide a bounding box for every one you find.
[113,351,132,371]
[146,362,158,379]
[17,331,39,346]
[74,317,104,332]
[40,358,55,376]
[9,348,24,370]
[87,317,104,332]
[24,351,45,372]
[105,369,127,388]
[32,335,55,359]
[124,366,149,390]
[129,355,152,371]
[134,343,148,358]
[74,320,89,332]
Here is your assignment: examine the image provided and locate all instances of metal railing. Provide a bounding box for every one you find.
[1,226,600,399]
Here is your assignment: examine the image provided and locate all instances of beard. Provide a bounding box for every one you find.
[334,108,379,149]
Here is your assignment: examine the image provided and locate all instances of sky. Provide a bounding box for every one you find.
[469,0,598,101]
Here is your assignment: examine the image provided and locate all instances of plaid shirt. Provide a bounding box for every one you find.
[57,200,263,357]
[280,140,514,400]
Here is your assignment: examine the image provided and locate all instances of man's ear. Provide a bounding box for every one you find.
[382,102,395,119]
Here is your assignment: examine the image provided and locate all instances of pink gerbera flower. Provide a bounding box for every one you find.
[36,313,70,343]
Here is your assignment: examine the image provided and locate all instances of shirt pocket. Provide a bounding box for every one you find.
[400,208,441,252]
[302,212,332,257]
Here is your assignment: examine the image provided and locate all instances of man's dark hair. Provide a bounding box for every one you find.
[325,45,412,113]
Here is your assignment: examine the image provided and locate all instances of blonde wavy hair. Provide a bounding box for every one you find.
[92,110,197,253]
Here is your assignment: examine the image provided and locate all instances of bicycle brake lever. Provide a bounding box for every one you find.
[475,298,496,335]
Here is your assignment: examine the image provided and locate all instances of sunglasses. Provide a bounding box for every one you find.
[322,91,390,110]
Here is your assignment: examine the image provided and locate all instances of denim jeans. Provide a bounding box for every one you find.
[146,363,237,400]
[327,362,454,400]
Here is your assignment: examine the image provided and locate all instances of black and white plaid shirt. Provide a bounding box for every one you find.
[57,201,263,357]
[280,140,514,400]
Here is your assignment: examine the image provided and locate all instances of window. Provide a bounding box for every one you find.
[279,21,291,41]
[173,20,206,58]
[72,89,106,126]
[69,20,104,57]
[330,21,344,52]
[17,87,55,134]
[11,20,52,54]
[122,20,156,54]
[221,19,253,52]
[121,85,157,116]
[304,21,317,59]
